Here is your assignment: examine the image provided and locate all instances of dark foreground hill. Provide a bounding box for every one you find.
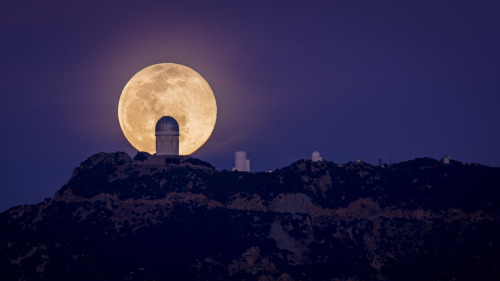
[1,152,500,280]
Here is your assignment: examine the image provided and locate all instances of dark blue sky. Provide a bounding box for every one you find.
[1,0,499,211]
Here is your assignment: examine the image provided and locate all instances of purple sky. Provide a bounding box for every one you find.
[1,1,499,211]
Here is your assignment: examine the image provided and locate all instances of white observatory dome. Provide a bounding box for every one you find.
[155,116,180,156]
[312,151,322,162]
[155,116,179,136]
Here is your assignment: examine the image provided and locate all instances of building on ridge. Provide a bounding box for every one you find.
[312,151,322,162]
[233,151,250,172]
[155,116,179,156]
[442,155,451,164]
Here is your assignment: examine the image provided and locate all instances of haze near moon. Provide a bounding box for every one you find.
[118,63,217,155]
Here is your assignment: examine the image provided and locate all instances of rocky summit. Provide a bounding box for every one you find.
[1,152,500,280]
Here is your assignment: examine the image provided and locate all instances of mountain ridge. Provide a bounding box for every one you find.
[1,152,499,280]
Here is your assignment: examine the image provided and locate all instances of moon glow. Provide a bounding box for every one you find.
[118,63,217,155]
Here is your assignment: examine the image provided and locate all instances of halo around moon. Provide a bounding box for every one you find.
[118,63,217,155]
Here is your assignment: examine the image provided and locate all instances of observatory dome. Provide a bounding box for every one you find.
[155,116,179,136]
[312,151,322,162]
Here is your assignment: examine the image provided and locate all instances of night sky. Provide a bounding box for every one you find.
[1,1,499,211]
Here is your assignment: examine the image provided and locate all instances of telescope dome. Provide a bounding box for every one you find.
[155,116,179,136]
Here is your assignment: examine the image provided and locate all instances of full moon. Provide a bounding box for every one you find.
[118,63,217,155]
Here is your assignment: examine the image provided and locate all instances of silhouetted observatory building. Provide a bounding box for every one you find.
[155,116,179,156]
